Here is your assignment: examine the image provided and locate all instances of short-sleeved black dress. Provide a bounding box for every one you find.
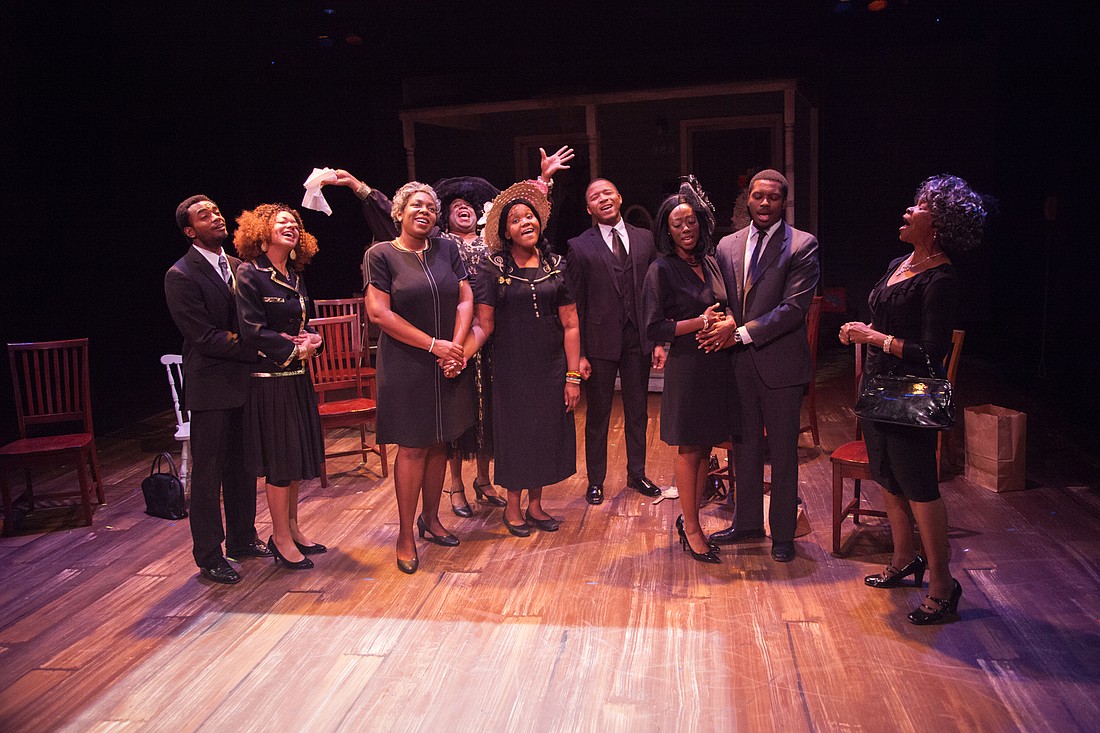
[642,254,736,446]
[365,238,476,447]
[475,251,576,489]
[235,256,325,485]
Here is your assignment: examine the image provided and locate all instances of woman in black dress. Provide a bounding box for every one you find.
[467,180,580,537]
[642,178,734,564]
[839,174,987,624]
[234,204,327,570]
[365,182,476,574]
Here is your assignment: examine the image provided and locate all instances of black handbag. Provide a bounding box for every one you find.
[141,452,188,520]
[854,348,955,430]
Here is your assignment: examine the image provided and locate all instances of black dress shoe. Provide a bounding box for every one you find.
[908,579,962,625]
[585,484,604,505]
[269,536,314,570]
[417,515,460,547]
[709,526,765,545]
[294,540,328,555]
[226,539,273,560]
[628,475,662,497]
[503,514,532,537]
[771,541,796,563]
[524,509,560,532]
[199,558,241,585]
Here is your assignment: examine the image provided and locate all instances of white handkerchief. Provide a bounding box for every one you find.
[301,167,338,216]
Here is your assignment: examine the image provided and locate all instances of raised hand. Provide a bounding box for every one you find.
[540,145,575,180]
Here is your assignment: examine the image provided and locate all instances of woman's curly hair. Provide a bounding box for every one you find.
[232,203,318,271]
[391,181,441,227]
[916,174,987,256]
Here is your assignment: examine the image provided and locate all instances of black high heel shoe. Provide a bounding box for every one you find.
[396,544,419,575]
[268,535,314,570]
[416,515,460,547]
[524,508,560,532]
[474,479,508,508]
[447,489,473,518]
[676,515,720,553]
[502,514,532,537]
[865,555,926,589]
[294,539,327,555]
[676,516,720,564]
[908,579,962,625]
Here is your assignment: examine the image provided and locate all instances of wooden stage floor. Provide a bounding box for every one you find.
[2,352,1098,732]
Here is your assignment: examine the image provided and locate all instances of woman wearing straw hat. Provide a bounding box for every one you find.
[467,180,580,537]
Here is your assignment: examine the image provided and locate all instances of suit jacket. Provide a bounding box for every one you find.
[715,221,820,389]
[566,222,657,359]
[164,246,258,411]
[235,254,320,373]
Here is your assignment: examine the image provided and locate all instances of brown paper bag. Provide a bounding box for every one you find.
[964,405,1027,492]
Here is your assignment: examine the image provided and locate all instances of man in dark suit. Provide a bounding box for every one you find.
[164,195,268,584]
[702,170,819,562]
[567,179,665,505]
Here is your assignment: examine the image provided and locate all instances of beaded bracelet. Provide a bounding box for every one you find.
[882,335,893,355]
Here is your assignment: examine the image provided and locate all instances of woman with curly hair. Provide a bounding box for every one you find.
[364,182,476,574]
[642,177,735,564]
[839,174,989,624]
[234,203,326,570]
[466,180,580,537]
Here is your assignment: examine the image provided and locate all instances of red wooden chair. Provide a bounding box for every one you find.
[307,315,388,487]
[313,297,376,397]
[830,329,965,555]
[1,339,104,533]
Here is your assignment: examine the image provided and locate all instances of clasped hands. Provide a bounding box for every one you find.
[695,303,737,353]
[430,338,466,379]
[838,321,874,346]
[282,330,322,359]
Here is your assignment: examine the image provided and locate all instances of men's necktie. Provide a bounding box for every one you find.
[746,229,767,289]
[610,227,627,265]
[218,254,232,285]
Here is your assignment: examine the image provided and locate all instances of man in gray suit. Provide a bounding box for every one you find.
[700,170,819,562]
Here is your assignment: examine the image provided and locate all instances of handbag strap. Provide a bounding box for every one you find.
[151,451,179,479]
[913,344,942,379]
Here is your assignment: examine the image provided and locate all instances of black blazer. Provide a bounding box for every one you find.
[235,254,320,374]
[566,222,657,359]
[164,246,258,411]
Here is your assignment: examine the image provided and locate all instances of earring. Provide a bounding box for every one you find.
[289,248,297,261]
[261,243,268,252]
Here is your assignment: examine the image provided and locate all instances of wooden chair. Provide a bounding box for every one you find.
[159,354,191,492]
[307,315,388,487]
[830,329,965,555]
[706,295,825,500]
[1,339,104,533]
[800,295,824,448]
[314,297,377,395]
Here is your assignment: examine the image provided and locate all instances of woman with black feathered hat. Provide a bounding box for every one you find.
[642,176,737,564]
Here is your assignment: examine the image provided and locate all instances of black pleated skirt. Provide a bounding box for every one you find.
[244,373,325,486]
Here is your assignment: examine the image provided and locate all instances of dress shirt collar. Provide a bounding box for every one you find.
[598,220,628,252]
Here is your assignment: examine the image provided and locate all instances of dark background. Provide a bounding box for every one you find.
[2,1,1096,442]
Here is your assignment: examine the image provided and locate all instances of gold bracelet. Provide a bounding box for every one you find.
[566,370,581,379]
[882,335,893,355]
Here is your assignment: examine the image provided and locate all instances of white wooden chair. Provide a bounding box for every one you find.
[159,355,191,492]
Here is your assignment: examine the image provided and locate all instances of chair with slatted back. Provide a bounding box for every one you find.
[1,339,104,533]
[706,294,826,501]
[830,329,965,555]
[313,297,377,396]
[159,354,191,492]
[307,315,388,487]
[800,295,824,447]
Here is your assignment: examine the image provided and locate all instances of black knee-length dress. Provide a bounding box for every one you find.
[642,254,736,447]
[366,238,476,447]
